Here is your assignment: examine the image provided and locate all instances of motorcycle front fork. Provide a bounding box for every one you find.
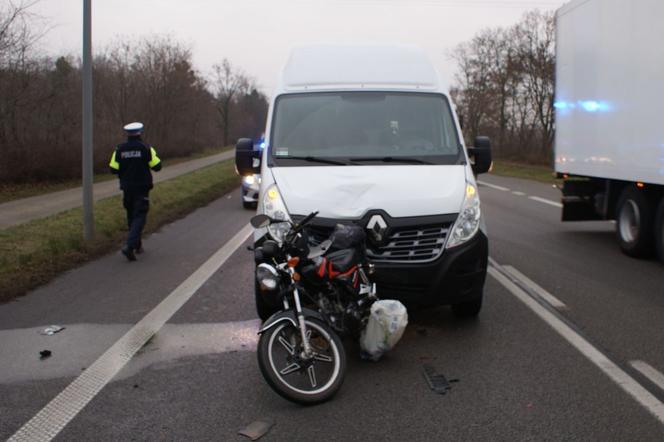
[285,268,313,358]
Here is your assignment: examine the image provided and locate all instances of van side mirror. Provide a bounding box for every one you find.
[468,136,492,175]
[236,138,261,175]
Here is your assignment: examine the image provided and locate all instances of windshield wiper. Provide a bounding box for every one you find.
[277,156,348,166]
[350,156,434,165]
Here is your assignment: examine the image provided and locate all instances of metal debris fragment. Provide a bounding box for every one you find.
[422,364,457,395]
[238,419,274,441]
[40,325,65,336]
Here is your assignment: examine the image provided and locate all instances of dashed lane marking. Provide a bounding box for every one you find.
[8,223,254,442]
[489,263,664,425]
[631,361,664,393]
[478,180,562,208]
[477,180,510,191]
[528,195,563,208]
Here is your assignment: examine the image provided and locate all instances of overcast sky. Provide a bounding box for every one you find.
[31,0,566,94]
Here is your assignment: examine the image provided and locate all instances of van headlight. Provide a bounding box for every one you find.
[256,263,280,291]
[262,184,292,242]
[446,183,481,249]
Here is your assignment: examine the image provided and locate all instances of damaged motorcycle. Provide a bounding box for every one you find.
[250,211,403,404]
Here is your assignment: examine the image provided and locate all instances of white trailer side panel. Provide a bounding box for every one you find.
[554,0,664,186]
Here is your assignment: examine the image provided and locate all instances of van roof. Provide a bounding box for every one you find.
[277,45,444,94]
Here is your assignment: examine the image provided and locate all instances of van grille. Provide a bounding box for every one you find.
[305,222,453,264]
[367,224,451,263]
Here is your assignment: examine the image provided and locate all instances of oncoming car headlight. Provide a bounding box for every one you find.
[446,183,481,249]
[256,263,279,291]
[262,184,291,242]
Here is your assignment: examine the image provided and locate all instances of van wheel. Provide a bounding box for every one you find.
[451,293,483,318]
[655,197,664,263]
[615,187,655,258]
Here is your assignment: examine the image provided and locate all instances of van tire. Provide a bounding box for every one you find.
[655,197,664,263]
[451,294,483,318]
[615,187,655,258]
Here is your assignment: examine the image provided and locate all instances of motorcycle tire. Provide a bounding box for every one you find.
[257,317,346,405]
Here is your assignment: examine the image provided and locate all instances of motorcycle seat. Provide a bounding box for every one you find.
[326,248,359,274]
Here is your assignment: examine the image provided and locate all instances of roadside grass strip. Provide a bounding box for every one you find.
[0,159,240,302]
[490,160,560,185]
[489,261,664,425]
[8,224,253,442]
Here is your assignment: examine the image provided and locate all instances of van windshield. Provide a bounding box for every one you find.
[270,92,462,166]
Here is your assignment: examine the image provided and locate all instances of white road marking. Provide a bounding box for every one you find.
[631,361,664,393]
[8,224,254,442]
[488,265,664,425]
[478,179,563,210]
[528,195,563,208]
[477,180,510,191]
[502,265,568,310]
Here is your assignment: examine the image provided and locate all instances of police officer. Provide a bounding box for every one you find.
[109,122,162,261]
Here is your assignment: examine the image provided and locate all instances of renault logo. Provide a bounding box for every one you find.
[366,214,388,244]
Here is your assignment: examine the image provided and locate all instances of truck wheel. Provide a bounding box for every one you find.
[451,293,483,318]
[655,198,664,263]
[615,187,655,258]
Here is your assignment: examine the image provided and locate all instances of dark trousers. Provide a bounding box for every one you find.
[122,190,150,249]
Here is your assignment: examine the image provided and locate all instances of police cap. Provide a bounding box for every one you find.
[123,122,144,135]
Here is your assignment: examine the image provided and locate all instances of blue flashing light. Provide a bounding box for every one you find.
[260,142,266,149]
[554,101,567,110]
[578,100,610,113]
[580,101,600,112]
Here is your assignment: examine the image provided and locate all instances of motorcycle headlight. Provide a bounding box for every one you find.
[256,263,280,291]
[262,184,292,242]
[446,183,481,249]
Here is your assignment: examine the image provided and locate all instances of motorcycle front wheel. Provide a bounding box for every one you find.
[257,317,346,405]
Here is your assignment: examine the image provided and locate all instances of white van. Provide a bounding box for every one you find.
[236,45,492,320]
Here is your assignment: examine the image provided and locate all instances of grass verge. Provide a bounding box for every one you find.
[0,158,240,302]
[0,145,232,204]
[490,160,560,184]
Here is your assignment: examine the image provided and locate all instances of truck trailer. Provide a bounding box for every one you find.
[555,0,664,261]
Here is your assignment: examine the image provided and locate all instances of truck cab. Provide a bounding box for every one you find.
[236,45,492,320]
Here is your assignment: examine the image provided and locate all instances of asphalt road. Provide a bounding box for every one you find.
[1,173,664,441]
[0,150,235,229]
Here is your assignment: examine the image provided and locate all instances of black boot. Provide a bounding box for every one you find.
[121,245,137,261]
[135,241,144,254]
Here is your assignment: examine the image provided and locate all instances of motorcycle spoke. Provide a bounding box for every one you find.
[313,353,333,363]
[307,365,317,388]
[279,362,301,375]
[277,336,295,355]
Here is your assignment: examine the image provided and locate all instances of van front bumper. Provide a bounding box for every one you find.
[372,231,488,306]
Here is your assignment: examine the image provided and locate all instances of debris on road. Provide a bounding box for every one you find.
[39,325,65,335]
[238,419,274,441]
[422,364,458,395]
[39,350,52,360]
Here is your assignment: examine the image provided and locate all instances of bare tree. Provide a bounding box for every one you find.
[450,9,556,164]
[211,59,250,146]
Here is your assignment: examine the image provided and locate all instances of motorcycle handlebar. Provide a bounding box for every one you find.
[294,211,319,231]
